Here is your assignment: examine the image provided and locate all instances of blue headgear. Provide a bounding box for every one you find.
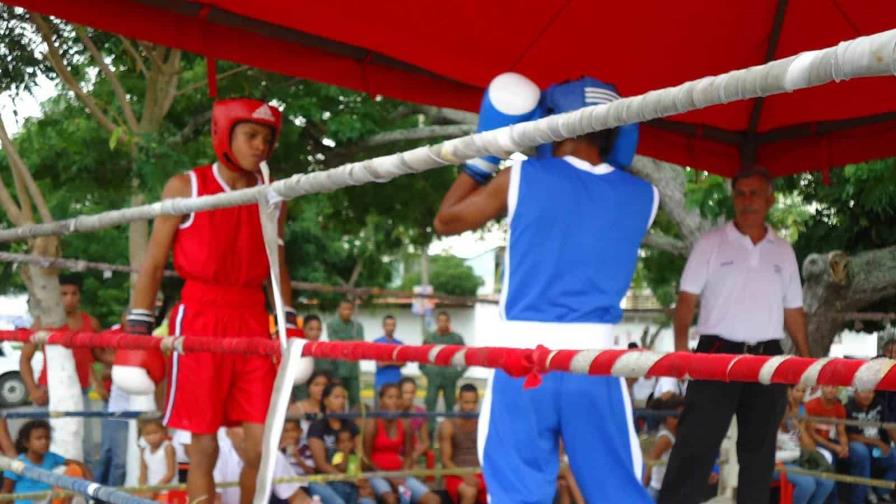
[463,74,639,185]
[535,76,639,169]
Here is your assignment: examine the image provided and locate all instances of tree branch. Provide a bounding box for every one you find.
[642,231,690,256]
[630,155,713,247]
[362,124,475,147]
[75,26,139,131]
[117,36,148,78]
[0,120,27,226]
[0,117,53,224]
[176,65,249,97]
[137,41,163,69]
[417,106,478,125]
[30,14,118,135]
[7,152,32,223]
[347,260,364,289]
[167,110,212,145]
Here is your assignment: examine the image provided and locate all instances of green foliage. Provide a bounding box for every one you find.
[0,23,458,322]
[0,7,48,95]
[786,159,896,262]
[401,255,483,297]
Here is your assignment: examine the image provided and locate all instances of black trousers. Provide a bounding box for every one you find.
[657,336,788,504]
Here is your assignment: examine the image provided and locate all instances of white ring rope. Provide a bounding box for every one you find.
[0,30,890,243]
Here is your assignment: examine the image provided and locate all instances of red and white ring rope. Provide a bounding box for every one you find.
[3,328,895,391]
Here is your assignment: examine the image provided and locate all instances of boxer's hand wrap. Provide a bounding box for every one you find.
[125,308,155,336]
[462,158,498,185]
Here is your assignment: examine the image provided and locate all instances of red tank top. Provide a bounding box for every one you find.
[38,312,94,389]
[172,164,271,293]
[371,419,405,471]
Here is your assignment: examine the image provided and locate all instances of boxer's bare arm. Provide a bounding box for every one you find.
[434,169,509,235]
[132,174,190,311]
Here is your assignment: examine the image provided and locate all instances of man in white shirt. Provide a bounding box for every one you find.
[658,166,811,504]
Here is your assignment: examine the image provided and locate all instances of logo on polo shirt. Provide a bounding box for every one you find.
[773,264,782,274]
[720,260,734,267]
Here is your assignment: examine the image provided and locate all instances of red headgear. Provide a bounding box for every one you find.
[211,98,282,171]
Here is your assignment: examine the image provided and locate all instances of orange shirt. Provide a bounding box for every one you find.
[38,311,95,390]
[805,397,846,441]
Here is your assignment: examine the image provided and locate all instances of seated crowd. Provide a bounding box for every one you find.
[640,381,896,504]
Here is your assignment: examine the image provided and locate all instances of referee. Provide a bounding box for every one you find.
[658,166,811,504]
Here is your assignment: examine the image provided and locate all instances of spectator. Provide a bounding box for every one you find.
[373,315,405,393]
[93,319,132,486]
[421,312,466,415]
[288,371,332,438]
[880,338,896,359]
[644,396,685,500]
[281,419,315,476]
[20,275,109,467]
[307,383,367,504]
[651,377,687,403]
[326,300,364,409]
[138,419,176,494]
[20,274,106,406]
[556,461,585,504]
[215,427,310,504]
[440,384,486,504]
[364,384,439,504]
[293,315,335,401]
[659,167,811,504]
[805,385,849,463]
[330,428,361,475]
[774,386,834,504]
[398,377,431,465]
[1,420,92,504]
[844,389,896,504]
[0,417,12,489]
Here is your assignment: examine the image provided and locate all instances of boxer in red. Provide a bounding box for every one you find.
[115,98,297,504]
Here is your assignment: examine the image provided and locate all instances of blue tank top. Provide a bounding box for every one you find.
[501,156,656,324]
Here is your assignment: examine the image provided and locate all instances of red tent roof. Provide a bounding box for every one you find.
[7,0,896,177]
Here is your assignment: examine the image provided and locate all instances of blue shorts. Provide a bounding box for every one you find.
[479,370,651,503]
[368,476,430,503]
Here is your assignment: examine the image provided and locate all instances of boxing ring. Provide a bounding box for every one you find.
[0,27,893,504]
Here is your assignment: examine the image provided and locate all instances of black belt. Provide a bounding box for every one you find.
[696,335,783,356]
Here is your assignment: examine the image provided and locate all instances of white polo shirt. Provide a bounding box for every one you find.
[679,222,803,344]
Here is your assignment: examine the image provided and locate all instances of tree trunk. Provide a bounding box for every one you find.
[20,236,84,461]
[802,246,896,357]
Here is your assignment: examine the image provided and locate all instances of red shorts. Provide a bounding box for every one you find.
[163,283,275,434]
[444,473,487,504]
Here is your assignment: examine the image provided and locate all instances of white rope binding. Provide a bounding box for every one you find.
[0,30,891,243]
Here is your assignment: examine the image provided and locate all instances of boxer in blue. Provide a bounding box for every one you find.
[434,73,657,503]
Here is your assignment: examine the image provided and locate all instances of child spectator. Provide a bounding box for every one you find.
[139,419,176,495]
[805,385,849,463]
[331,429,360,475]
[644,396,684,500]
[280,419,315,476]
[398,377,431,465]
[214,427,310,504]
[306,383,373,504]
[774,386,834,504]
[1,420,91,504]
[844,389,896,504]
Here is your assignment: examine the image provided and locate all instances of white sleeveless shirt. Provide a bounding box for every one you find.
[143,440,171,485]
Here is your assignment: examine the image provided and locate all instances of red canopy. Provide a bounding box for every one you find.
[7,0,896,177]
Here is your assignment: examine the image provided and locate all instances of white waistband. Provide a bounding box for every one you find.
[484,319,614,350]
